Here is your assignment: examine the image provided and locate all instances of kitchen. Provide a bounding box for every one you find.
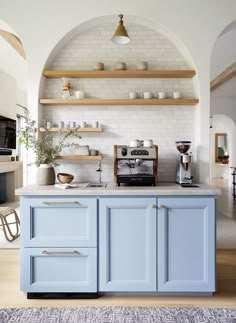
[0,0,236,318]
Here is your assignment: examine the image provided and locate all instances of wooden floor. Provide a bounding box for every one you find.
[0,249,236,308]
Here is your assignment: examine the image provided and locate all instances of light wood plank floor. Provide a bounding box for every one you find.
[0,249,236,308]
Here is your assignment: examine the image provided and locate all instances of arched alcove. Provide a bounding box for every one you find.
[39,15,199,184]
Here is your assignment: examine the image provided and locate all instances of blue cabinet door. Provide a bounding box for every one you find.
[21,247,97,292]
[157,197,216,292]
[99,197,156,292]
[21,196,97,247]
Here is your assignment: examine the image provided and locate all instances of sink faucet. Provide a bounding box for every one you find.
[96,161,102,184]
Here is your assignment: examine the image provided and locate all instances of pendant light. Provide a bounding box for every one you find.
[111,14,130,45]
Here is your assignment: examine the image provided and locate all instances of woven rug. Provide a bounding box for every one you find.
[0,306,236,323]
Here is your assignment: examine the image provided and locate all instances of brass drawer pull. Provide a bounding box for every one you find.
[42,201,80,205]
[148,204,156,209]
[159,204,166,209]
[42,250,78,255]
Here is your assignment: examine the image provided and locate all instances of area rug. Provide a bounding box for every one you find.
[0,306,236,323]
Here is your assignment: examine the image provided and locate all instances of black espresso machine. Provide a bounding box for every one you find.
[114,145,158,186]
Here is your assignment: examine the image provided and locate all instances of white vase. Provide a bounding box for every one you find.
[37,164,55,185]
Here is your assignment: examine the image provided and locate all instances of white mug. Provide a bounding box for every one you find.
[143,139,153,147]
[80,121,87,128]
[93,121,99,128]
[142,92,152,99]
[129,92,138,99]
[173,91,182,99]
[75,91,85,99]
[158,92,166,99]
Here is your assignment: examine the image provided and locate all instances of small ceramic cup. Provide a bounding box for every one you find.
[172,91,182,99]
[129,92,138,99]
[80,121,86,128]
[158,92,167,99]
[94,62,104,70]
[114,62,126,70]
[93,121,99,128]
[75,91,85,99]
[136,61,148,70]
[141,92,152,99]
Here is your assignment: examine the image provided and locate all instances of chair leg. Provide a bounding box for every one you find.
[0,210,20,242]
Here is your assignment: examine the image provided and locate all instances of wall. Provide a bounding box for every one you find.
[42,21,196,183]
[0,69,16,120]
[1,0,236,183]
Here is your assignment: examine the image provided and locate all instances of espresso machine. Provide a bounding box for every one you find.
[114,145,158,186]
[175,141,193,185]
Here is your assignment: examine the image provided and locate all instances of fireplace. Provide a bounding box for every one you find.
[0,161,23,203]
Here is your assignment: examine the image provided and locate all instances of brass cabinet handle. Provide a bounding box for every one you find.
[42,201,80,205]
[41,250,78,255]
[148,204,156,209]
[159,204,166,209]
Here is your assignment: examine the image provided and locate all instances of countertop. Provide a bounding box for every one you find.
[15,182,221,196]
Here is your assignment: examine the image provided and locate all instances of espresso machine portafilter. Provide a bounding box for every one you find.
[175,141,193,184]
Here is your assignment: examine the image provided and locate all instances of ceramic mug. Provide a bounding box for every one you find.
[173,91,182,99]
[75,91,85,99]
[158,92,167,99]
[129,139,141,147]
[94,62,104,70]
[143,139,153,147]
[129,92,138,99]
[136,61,148,70]
[141,92,152,99]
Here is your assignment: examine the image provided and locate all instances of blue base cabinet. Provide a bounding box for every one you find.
[20,196,98,294]
[157,197,215,292]
[99,197,157,291]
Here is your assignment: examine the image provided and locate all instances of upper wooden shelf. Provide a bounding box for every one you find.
[39,127,103,133]
[43,70,196,79]
[40,98,199,106]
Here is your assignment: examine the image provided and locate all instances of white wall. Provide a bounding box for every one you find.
[0,69,16,119]
[1,0,236,183]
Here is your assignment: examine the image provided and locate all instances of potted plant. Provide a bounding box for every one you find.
[18,109,81,185]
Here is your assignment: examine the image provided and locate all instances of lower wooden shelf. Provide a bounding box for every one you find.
[39,98,199,106]
[56,155,102,160]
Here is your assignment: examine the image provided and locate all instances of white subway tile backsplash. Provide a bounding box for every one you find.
[42,21,196,183]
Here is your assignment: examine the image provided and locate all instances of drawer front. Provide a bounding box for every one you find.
[21,197,97,247]
[21,248,97,292]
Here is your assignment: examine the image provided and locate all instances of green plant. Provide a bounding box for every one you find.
[18,109,81,166]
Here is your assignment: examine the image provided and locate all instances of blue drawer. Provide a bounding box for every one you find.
[21,247,97,292]
[21,197,97,247]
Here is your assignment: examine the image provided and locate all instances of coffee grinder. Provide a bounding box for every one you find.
[175,141,193,185]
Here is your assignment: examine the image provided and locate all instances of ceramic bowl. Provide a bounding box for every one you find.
[57,173,74,184]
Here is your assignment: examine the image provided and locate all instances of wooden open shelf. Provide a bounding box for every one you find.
[39,127,103,133]
[56,155,102,160]
[40,98,199,106]
[43,69,196,79]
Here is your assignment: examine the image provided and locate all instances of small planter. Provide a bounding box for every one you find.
[37,164,55,185]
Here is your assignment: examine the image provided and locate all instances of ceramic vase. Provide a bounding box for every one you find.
[37,164,55,185]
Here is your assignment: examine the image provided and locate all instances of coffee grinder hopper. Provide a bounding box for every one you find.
[175,141,192,171]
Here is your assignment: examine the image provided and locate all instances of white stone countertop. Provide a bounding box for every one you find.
[15,182,221,196]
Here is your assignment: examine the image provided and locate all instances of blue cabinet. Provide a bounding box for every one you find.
[20,196,98,294]
[157,197,215,292]
[99,197,157,291]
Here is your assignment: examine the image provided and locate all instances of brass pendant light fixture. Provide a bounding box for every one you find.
[111,14,130,45]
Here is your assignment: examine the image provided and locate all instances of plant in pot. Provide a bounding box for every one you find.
[18,109,81,185]
[222,145,229,164]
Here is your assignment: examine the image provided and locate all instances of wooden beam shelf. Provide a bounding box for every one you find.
[43,69,196,79]
[39,127,103,133]
[56,155,102,160]
[40,98,199,106]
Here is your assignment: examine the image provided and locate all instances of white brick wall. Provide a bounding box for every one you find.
[41,22,197,183]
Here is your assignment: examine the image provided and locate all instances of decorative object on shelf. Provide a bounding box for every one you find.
[37,164,55,185]
[136,61,148,70]
[157,91,167,99]
[75,90,85,99]
[172,91,182,99]
[92,121,99,128]
[94,62,104,70]
[114,62,126,70]
[141,91,152,99]
[111,14,130,45]
[80,121,87,128]
[61,77,73,99]
[90,149,99,156]
[77,145,90,156]
[210,115,213,129]
[57,172,74,184]
[18,109,81,185]
[129,92,138,99]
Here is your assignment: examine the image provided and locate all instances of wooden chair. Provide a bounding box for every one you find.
[0,207,20,242]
